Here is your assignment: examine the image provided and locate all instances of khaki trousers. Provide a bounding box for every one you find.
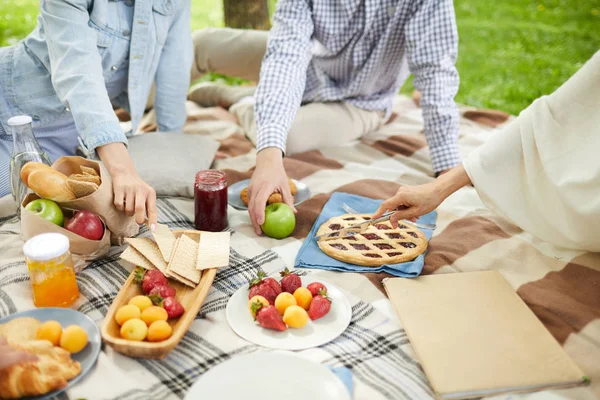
[191,28,385,155]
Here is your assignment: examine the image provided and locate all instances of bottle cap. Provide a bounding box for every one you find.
[7,116,33,127]
[23,233,70,261]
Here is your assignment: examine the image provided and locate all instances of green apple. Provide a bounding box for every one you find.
[25,199,64,227]
[261,203,296,239]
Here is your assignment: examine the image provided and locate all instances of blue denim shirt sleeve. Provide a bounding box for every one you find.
[39,0,126,153]
[154,0,193,133]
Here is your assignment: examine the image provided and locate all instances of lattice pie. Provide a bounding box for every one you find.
[316,214,428,266]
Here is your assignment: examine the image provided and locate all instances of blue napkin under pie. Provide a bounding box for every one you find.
[295,192,436,277]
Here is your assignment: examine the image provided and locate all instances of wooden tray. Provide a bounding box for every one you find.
[101,230,217,359]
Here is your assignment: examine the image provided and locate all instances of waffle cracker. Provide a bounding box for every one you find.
[168,234,200,285]
[120,246,155,270]
[125,238,169,275]
[67,179,98,198]
[152,224,176,262]
[197,232,230,270]
[168,270,197,288]
[69,173,101,186]
[80,166,99,176]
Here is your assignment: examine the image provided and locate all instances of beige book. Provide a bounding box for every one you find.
[383,271,587,399]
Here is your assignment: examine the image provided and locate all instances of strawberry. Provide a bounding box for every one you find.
[306,282,327,297]
[279,268,302,294]
[248,272,281,304]
[308,289,332,321]
[161,297,185,319]
[148,285,176,300]
[255,304,287,331]
[264,277,282,296]
[134,267,168,294]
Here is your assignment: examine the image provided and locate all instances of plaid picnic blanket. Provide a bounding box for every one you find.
[0,95,598,400]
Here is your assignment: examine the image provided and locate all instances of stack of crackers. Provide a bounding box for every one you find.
[68,165,102,198]
[120,224,230,287]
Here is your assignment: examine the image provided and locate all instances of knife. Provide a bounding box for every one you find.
[315,211,396,241]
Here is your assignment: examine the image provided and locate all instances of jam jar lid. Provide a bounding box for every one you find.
[195,170,227,189]
[23,233,70,261]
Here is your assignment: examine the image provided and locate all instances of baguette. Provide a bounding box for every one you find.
[27,168,77,202]
[20,162,52,186]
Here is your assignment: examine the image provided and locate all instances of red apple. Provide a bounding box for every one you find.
[65,210,105,240]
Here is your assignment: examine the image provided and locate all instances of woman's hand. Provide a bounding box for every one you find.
[96,143,157,230]
[0,338,37,370]
[373,165,472,227]
[373,182,445,227]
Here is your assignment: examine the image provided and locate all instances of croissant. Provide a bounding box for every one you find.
[0,340,81,399]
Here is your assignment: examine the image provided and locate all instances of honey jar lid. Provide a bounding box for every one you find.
[23,233,70,261]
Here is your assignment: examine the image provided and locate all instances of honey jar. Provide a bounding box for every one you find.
[23,233,80,308]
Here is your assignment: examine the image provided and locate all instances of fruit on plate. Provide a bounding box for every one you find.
[115,304,141,326]
[141,306,168,326]
[135,267,168,294]
[120,318,148,341]
[255,304,287,332]
[293,287,313,310]
[128,295,153,312]
[161,297,185,319]
[306,282,327,297]
[35,320,63,346]
[60,325,88,353]
[25,199,64,227]
[65,210,104,240]
[283,305,309,329]
[308,289,332,321]
[248,295,269,319]
[274,292,297,316]
[148,284,176,300]
[261,203,296,239]
[279,267,302,294]
[248,271,281,304]
[147,320,173,342]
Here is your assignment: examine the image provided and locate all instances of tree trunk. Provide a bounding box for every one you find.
[223,0,271,30]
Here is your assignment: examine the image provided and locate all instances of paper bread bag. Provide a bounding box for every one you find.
[21,193,111,264]
[51,156,139,244]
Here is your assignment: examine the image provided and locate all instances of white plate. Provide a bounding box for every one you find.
[227,178,311,210]
[226,275,352,350]
[184,352,351,400]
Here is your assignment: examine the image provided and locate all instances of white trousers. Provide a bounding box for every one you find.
[191,28,384,155]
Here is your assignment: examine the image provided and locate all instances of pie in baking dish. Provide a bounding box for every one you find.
[316,214,428,266]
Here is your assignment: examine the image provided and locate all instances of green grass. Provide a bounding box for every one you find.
[1,0,598,115]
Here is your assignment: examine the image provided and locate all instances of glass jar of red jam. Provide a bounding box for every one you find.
[194,170,228,232]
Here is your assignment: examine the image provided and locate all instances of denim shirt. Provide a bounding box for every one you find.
[0,0,192,154]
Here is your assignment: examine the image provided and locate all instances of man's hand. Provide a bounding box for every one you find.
[96,143,158,230]
[0,338,37,371]
[248,148,297,235]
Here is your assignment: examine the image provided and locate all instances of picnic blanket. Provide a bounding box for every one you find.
[0,94,598,400]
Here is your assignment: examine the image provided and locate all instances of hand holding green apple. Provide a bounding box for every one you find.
[261,203,296,239]
[25,199,64,227]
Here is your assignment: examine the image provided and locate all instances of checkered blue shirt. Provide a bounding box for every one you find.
[254,0,460,173]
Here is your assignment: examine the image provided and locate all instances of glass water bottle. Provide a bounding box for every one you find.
[8,116,52,213]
